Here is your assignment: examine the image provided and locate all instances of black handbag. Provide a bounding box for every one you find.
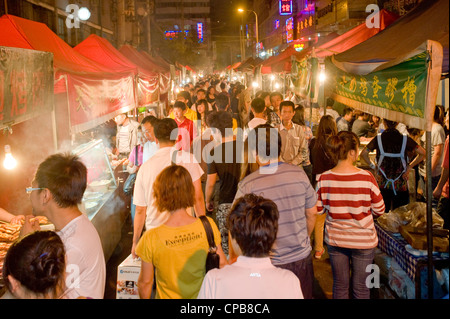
[123,145,139,196]
[199,216,220,273]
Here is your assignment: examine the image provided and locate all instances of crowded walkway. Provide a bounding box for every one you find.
[1,74,448,301]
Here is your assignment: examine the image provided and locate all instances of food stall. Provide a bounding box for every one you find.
[324,0,449,298]
[0,15,136,269]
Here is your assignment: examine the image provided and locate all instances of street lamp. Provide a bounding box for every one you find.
[238,8,259,57]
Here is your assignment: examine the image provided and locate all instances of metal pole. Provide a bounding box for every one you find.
[425,131,434,299]
[253,10,259,54]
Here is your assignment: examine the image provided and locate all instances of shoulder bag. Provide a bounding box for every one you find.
[199,216,220,273]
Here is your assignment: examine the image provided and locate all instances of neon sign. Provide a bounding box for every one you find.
[279,0,293,15]
[294,43,304,52]
[197,23,203,43]
[286,17,294,43]
[164,30,189,40]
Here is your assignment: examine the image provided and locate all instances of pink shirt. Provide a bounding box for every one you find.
[128,145,143,166]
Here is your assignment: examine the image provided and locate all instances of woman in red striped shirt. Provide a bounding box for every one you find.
[316,131,385,299]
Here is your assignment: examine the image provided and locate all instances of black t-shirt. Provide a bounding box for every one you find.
[366,128,418,190]
[207,140,242,204]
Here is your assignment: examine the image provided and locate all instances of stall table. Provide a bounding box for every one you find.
[375,221,449,298]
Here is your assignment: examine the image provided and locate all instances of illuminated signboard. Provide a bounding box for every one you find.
[275,19,280,29]
[164,30,189,40]
[294,43,304,52]
[197,23,203,43]
[279,0,293,15]
[286,17,294,43]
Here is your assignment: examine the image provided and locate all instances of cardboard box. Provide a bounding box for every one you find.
[116,254,141,299]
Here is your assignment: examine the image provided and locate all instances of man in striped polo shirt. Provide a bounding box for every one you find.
[233,124,318,299]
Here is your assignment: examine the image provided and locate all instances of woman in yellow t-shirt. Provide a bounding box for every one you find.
[135,165,227,299]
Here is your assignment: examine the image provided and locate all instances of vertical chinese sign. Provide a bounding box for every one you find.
[325,52,429,129]
[197,23,204,43]
[279,0,293,15]
[286,17,294,43]
[0,46,53,129]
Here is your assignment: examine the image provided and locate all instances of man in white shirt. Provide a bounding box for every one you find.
[243,97,267,141]
[131,118,206,258]
[319,97,340,121]
[114,113,140,159]
[141,115,159,163]
[198,194,303,299]
[22,153,106,299]
[278,101,309,167]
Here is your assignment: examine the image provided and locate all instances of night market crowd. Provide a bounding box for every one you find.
[0,75,448,300]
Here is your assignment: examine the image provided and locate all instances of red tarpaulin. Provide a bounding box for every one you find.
[0,15,137,134]
[74,34,162,104]
[261,33,339,74]
[261,9,398,74]
[315,9,398,58]
[119,45,161,103]
[139,51,171,94]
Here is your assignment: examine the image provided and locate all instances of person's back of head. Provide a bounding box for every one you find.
[152,165,195,213]
[220,82,226,90]
[3,231,66,299]
[383,119,398,130]
[207,111,233,138]
[252,124,282,163]
[326,97,335,108]
[227,194,279,257]
[316,115,338,143]
[326,131,360,164]
[34,153,87,208]
[154,118,178,144]
[215,93,230,111]
[292,105,306,126]
[251,98,266,114]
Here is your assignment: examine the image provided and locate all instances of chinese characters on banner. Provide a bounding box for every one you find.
[279,0,293,15]
[325,52,428,128]
[286,17,294,43]
[0,46,53,128]
[66,73,137,134]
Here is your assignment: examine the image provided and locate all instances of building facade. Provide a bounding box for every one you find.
[153,0,212,66]
[0,0,153,52]
[250,0,391,59]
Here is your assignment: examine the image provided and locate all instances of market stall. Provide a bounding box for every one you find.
[0,15,134,263]
[119,44,162,108]
[289,9,398,125]
[324,0,449,298]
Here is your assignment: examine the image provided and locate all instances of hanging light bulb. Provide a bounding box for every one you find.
[3,145,17,170]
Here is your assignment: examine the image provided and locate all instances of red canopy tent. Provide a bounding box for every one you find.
[119,45,164,103]
[261,9,398,74]
[139,51,171,95]
[314,9,398,58]
[0,14,137,135]
[74,34,161,105]
[261,32,339,74]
